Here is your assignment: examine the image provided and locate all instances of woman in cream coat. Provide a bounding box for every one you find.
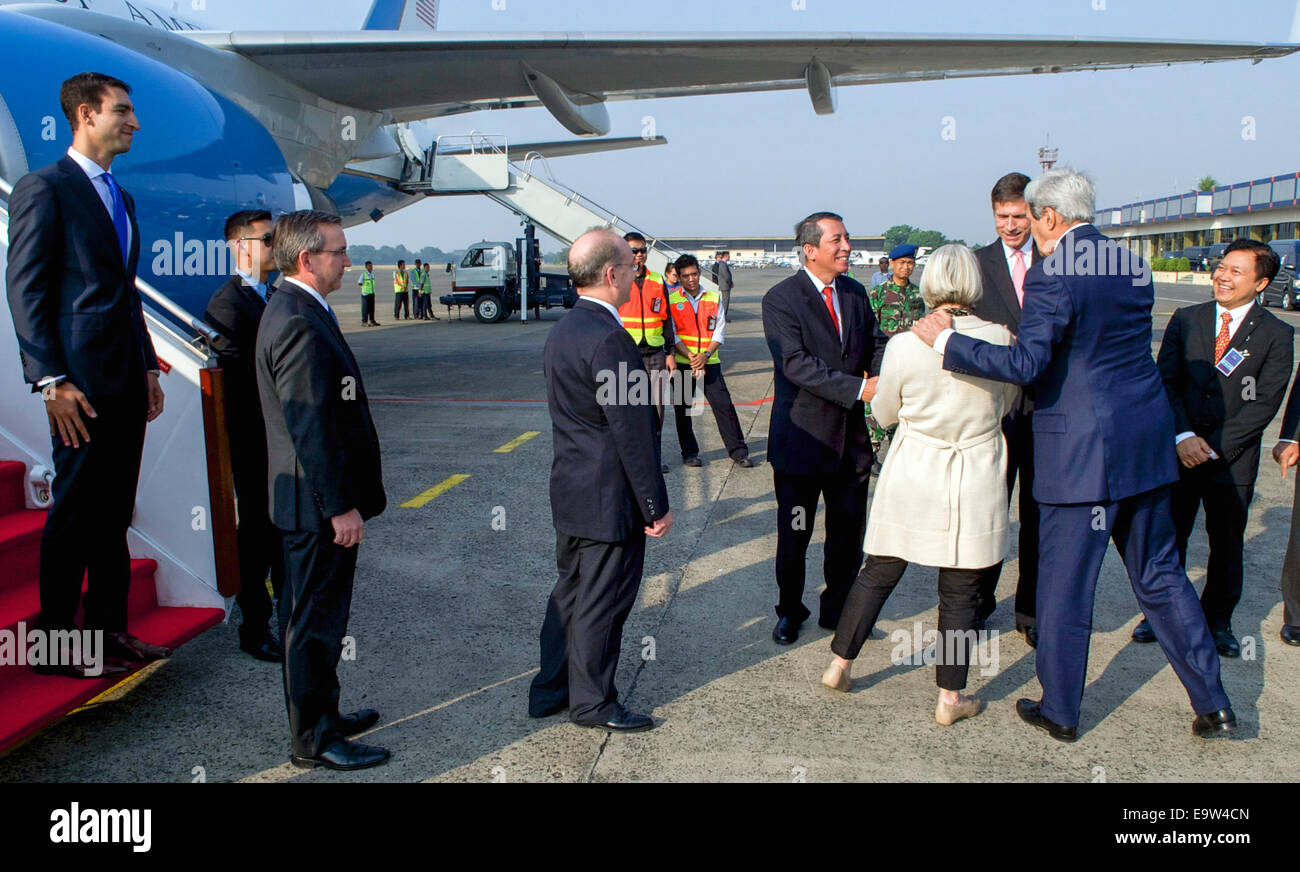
[821,244,1019,726]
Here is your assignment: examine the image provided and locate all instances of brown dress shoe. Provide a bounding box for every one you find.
[105,632,172,663]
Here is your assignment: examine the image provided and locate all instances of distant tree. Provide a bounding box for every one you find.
[1197,176,1218,192]
[884,224,916,251]
[547,245,570,265]
[905,229,948,249]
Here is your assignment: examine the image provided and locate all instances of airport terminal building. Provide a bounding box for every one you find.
[1098,171,1300,257]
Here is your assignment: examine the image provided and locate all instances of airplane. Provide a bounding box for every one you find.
[1,0,1298,316]
[0,0,1296,751]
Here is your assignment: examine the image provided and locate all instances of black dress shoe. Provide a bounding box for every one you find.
[1192,707,1237,738]
[291,738,391,770]
[239,629,283,663]
[1131,618,1156,644]
[1282,625,1300,647]
[337,709,380,736]
[683,456,702,467]
[1016,698,1078,742]
[733,457,757,467]
[1212,628,1240,658]
[579,710,654,733]
[772,617,800,645]
[1017,623,1039,649]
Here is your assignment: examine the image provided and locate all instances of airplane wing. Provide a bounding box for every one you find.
[187,31,1299,132]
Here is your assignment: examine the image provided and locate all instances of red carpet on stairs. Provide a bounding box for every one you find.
[0,460,225,753]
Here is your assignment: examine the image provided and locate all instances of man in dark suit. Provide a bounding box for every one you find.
[972,172,1041,648]
[914,169,1233,740]
[204,209,284,663]
[6,72,169,678]
[761,212,887,645]
[528,229,673,732]
[256,210,388,770]
[1269,377,1300,648]
[1146,239,1293,657]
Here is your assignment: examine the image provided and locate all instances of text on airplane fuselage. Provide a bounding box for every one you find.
[32,0,207,32]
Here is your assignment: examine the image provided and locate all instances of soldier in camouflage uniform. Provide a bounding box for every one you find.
[865,244,924,452]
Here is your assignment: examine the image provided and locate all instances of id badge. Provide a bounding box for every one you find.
[651,297,662,313]
[1216,348,1247,377]
[707,314,717,331]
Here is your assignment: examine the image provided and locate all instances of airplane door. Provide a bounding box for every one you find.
[0,91,29,189]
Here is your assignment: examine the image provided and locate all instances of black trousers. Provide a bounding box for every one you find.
[393,292,409,319]
[832,555,998,690]
[229,440,284,640]
[976,410,1039,625]
[418,294,431,317]
[772,457,870,625]
[672,362,748,461]
[1280,470,1300,627]
[1171,468,1254,631]
[529,531,645,725]
[360,293,375,324]
[279,528,358,757]
[38,388,146,633]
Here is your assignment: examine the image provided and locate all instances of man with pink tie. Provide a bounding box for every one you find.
[971,172,1042,649]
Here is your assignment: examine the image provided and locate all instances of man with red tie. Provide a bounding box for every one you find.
[972,172,1041,648]
[761,212,888,644]
[1144,239,1293,657]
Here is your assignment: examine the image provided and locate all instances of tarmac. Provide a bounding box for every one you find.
[2,266,1298,783]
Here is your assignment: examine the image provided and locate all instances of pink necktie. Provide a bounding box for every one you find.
[1012,250,1027,308]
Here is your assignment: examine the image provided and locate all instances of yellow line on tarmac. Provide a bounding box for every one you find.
[402,474,470,508]
[493,431,540,453]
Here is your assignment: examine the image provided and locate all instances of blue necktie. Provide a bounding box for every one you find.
[101,172,130,266]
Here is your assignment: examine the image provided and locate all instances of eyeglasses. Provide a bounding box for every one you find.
[311,248,349,256]
[241,233,274,245]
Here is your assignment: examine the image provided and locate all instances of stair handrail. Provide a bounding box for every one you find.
[505,160,688,263]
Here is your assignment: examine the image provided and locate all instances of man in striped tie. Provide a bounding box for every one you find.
[1143,239,1294,657]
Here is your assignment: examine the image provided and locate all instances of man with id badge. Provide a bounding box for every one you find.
[1146,239,1294,657]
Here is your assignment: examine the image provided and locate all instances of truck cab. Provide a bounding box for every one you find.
[440,232,577,322]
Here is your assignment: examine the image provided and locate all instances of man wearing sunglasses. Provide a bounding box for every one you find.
[617,232,675,474]
[204,210,285,663]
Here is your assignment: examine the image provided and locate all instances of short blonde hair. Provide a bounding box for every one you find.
[919,244,983,310]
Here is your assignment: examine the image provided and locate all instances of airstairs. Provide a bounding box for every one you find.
[401,135,720,292]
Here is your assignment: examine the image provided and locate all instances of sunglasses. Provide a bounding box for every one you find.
[629,247,647,255]
[241,233,274,245]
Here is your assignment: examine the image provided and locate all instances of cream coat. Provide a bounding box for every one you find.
[864,315,1020,569]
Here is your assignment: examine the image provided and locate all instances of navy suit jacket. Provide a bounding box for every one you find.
[6,155,157,398]
[255,283,385,532]
[544,298,668,542]
[206,274,272,489]
[762,269,887,476]
[944,224,1179,505]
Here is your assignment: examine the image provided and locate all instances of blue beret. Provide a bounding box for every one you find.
[889,244,918,260]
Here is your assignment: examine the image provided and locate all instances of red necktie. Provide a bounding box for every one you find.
[1214,312,1232,363]
[822,285,840,337]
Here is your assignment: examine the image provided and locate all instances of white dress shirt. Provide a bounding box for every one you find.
[66,146,132,253]
[803,267,868,399]
[1174,299,1255,450]
[236,269,269,302]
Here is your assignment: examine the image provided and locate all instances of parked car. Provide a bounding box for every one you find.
[1205,242,1230,274]
[1256,266,1296,309]
[1182,246,1211,271]
[1268,239,1300,272]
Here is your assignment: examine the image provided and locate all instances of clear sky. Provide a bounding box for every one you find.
[201,0,1300,251]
